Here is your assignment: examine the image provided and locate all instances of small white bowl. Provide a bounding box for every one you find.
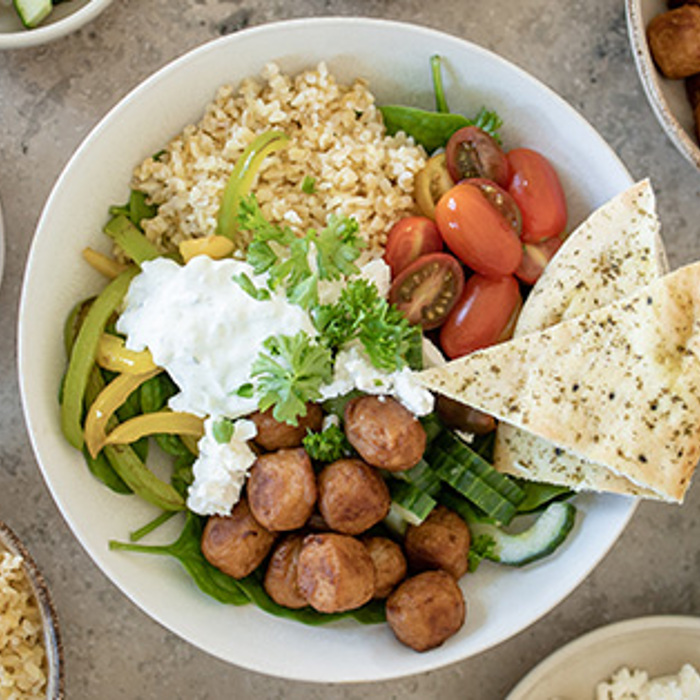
[626,0,700,170]
[0,520,63,699]
[0,0,113,50]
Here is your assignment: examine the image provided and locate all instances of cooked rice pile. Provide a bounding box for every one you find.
[131,62,427,258]
[0,551,46,699]
[596,664,700,700]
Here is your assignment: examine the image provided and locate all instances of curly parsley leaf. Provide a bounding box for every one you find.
[251,331,333,426]
[311,215,364,281]
[302,423,353,463]
[314,279,422,372]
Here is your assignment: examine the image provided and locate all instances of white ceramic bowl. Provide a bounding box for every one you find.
[626,0,700,170]
[0,520,64,699]
[0,0,113,50]
[19,18,639,682]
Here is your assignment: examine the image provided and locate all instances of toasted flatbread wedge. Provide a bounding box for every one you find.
[417,261,700,502]
[495,180,666,496]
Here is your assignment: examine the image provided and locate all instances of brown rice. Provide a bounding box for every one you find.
[131,62,427,258]
[0,551,46,699]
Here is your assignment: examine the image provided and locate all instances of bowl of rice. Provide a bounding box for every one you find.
[19,17,640,682]
[0,520,63,699]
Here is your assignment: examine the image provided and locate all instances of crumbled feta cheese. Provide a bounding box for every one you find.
[186,418,258,516]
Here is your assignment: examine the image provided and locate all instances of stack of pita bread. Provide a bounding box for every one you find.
[417,180,700,502]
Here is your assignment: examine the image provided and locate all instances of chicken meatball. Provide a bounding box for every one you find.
[201,497,276,579]
[363,536,408,599]
[344,395,426,472]
[386,570,466,652]
[247,447,317,531]
[250,403,323,451]
[296,534,375,613]
[404,506,471,579]
[264,534,308,609]
[317,458,391,535]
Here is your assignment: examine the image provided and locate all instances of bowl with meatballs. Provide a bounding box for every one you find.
[626,0,700,169]
[19,18,639,681]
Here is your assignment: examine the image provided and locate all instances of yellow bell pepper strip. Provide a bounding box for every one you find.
[61,267,140,450]
[103,411,205,448]
[216,131,289,241]
[103,214,161,265]
[180,434,200,456]
[96,334,158,374]
[82,247,129,279]
[103,443,185,511]
[179,235,235,263]
[84,368,161,458]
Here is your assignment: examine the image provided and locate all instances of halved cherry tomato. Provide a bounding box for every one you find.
[464,178,522,236]
[445,126,510,187]
[439,274,522,359]
[434,182,523,278]
[388,253,465,330]
[515,234,564,285]
[384,216,444,277]
[507,148,567,243]
[414,153,455,219]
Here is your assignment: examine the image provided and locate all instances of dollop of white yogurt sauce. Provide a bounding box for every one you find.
[187,418,258,516]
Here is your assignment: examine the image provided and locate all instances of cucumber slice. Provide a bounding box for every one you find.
[13,0,53,28]
[470,501,576,567]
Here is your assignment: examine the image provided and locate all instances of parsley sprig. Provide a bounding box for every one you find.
[302,423,353,463]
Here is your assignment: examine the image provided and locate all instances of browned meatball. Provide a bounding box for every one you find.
[648,5,700,79]
[317,458,391,535]
[386,570,466,652]
[201,497,276,579]
[263,534,308,609]
[363,536,407,599]
[344,395,426,472]
[296,534,375,613]
[250,403,323,451]
[404,506,471,579]
[435,394,496,435]
[247,448,317,531]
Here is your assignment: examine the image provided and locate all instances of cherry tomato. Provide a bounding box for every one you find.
[464,178,522,236]
[439,274,522,359]
[414,153,455,219]
[445,126,510,187]
[388,253,465,330]
[384,216,444,277]
[515,234,564,285]
[434,182,523,278]
[507,148,567,243]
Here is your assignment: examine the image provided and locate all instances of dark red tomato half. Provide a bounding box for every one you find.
[445,126,510,187]
[439,274,522,359]
[507,148,567,243]
[435,182,523,278]
[515,234,564,285]
[384,216,444,277]
[388,253,465,330]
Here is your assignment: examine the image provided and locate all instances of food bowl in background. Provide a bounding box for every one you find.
[19,17,640,682]
[0,520,63,699]
[626,0,700,170]
[0,0,113,50]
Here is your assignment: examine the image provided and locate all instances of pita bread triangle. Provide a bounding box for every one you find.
[495,180,666,497]
[417,261,700,502]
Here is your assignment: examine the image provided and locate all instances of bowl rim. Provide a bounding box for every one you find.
[0,0,113,50]
[0,520,64,699]
[17,16,640,682]
[625,0,700,170]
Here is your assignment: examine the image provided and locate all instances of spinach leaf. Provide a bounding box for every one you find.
[379,105,471,153]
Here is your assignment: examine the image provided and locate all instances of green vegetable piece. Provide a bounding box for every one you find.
[61,267,139,450]
[103,443,185,512]
[387,478,437,524]
[379,105,471,153]
[515,480,572,513]
[128,190,157,227]
[430,55,450,114]
[302,423,353,463]
[63,297,95,356]
[468,534,497,572]
[103,215,161,265]
[212,418,234,445]
[13,0,52,28]
[82,448,132,495]
[231,272,272,302]
[301,175,316,194]
[216,131,289,241]
[129,511,177,542]
[394,458,442,497]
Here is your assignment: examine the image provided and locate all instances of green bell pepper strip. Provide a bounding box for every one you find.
[103,215,161,265]
[61,267,139,450]
[215,131,290,240]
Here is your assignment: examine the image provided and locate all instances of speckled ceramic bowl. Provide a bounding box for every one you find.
[0,520,64,699]
[0,0,113,50]
[626,0,700,170]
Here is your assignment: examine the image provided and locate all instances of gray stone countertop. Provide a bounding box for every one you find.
[1,1,700,698]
